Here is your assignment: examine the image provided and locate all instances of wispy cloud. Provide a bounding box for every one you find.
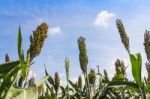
[48,27,62,36]
[94,10,115,27]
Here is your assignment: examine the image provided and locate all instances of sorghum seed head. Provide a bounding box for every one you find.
[146,62,150,81]
[115,59,125,75]
[54,72,60,92]
[65,57,70,79]
[5,53,10,62]
[146,62,150,73]
[29,77,35,87]
[115,59,124,67]
[78,75,82,89]
[116,19,130,53]
[144,30,150,62]
[78,36,88,73]
[28,23,48,61]
[88,69,96,85]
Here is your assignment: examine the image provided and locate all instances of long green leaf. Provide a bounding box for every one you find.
[0,60,20,74]
[45,82,55,98]
[0,65,22,98]
[5,86,38,99]
[69,80,79,93]
[36,76,49,87]
[130,53,142,85]
[17,27,24,63]
[45,65,55,86]
[108,80,139,88]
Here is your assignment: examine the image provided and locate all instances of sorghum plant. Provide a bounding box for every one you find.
[65,57,70,99]
[5,53,10,62]
[78,75,82,90]
[88,69,96,98]
[116,19,130,53]
[54,72,60,99]
[146,62,150,82]
[144,31,150,83]
[144,30,150,62]
[115,59,126,75]
[78,36,90,98]
[0,23,49,99]
[116,19,145,99]
[28,23,48,62]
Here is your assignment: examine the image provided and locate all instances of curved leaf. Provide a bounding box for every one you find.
[0,60,20,74]
[36,76,49,87]
[108,80,139,88]
[130,53,142,85]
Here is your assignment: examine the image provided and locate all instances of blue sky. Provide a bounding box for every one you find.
[0,0,150,83]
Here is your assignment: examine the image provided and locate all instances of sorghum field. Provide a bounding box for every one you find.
[0,19,150,99]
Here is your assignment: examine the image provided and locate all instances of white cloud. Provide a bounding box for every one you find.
[94,10,115,27]
[37,18,44,23]
[48,27,62,36]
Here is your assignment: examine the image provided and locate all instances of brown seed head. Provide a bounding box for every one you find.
[116,19,130,53]
[38,84,44,95]
[5,53,10,62]
[78,75,82,89]
[29,77,35,87]
[115,59,125,75]
[88,69,96,85]
[146,62,150,72]
[54,72,60,92]
[78,37,88,73]
[28,23,48,61]
[115,59,124,67]
[146,62,150,81]
[144,30,150,62]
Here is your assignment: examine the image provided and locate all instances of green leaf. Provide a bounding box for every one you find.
[5,86,38,99]
[45,82,55,98]
[60,86,66,97]
[108,80,139,88]
[45,65,55,86]
[112,74,125,81]
[69,80,79,93]
[17,26,24,63]
[36,76,49,87]
[130,53,142,85]
[0,60,20,74]
[0,64,23,98]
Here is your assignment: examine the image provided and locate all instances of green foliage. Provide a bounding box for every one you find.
[1,19,150,99]
[0,60,20,74]
[65,57,70,99]
[78,36,90,98]
[78,37,88,73]
[0,23,48,99]
[130,53,142,85]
